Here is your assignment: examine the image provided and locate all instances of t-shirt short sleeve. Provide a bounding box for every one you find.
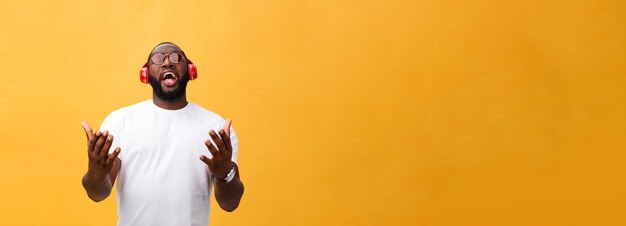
[99,110,123,160]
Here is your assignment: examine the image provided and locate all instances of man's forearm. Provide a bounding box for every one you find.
[82,171,113,202]
[214,164,244,212]
[214,178,244,211]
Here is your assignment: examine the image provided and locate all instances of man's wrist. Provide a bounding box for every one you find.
[215,164,236,183]
[86,169,109,183]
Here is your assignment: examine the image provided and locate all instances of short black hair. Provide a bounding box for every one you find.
[147,42,188,63]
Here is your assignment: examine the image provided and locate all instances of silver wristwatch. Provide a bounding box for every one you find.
[216,166,236,183]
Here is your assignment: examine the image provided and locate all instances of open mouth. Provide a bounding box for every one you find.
[161,71,178,87]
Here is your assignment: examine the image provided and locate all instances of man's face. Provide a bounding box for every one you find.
[148,44,189,101]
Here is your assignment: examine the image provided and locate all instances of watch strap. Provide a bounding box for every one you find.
[216,166,236,183]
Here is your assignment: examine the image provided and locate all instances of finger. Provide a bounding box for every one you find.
[100,134,114,164]
[106,147,121,166]
[209,130,227,153]
[199,155,213,166]
[223,119,232,136]
[89,131,102,157]
[205,139,219,158]
[94,130,108,161]
[98,132,111,165]
[81,121,94,141]
[218,129,232,157]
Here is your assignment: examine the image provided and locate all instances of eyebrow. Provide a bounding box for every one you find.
[149,50,185,59]
[147,45,187,62]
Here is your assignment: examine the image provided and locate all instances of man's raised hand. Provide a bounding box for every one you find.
[81,121,120,182]
[199,119,233,179]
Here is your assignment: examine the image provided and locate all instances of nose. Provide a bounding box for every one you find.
[161,55,174,68]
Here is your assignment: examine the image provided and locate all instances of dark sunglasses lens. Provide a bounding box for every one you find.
[169,53,183,63]
[151,54,166,64]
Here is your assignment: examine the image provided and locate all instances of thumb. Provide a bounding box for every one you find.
[81,121,94,141]
[223,119,232,136]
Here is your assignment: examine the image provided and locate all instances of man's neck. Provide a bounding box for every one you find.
[152,94,188,110]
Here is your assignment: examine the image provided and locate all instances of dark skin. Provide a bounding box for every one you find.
[81,43,244,212]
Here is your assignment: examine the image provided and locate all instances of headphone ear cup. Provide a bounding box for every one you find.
[188,63,198,81]
[139,63,149,84]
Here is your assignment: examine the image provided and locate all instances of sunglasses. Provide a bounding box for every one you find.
[151,53,186,64]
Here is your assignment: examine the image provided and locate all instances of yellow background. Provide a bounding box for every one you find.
[0,0,625,225]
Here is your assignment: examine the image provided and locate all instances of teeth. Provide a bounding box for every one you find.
[163,72,175,79]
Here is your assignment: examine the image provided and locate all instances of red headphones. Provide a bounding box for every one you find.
[139,59,198,84]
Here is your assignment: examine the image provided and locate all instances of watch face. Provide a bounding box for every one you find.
[224,167,236,183]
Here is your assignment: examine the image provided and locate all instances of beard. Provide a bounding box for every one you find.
[148,71,189,101]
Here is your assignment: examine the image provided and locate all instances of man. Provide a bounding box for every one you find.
[81,42,244,226]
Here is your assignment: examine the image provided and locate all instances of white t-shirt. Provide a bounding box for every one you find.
[100,100,238,226]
